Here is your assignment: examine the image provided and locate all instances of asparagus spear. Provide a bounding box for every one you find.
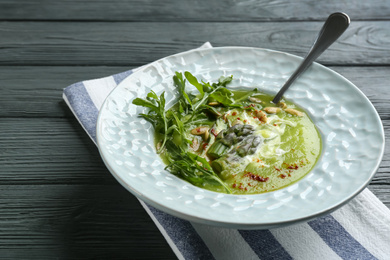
[207,124,255,159]
[207,124,263,174]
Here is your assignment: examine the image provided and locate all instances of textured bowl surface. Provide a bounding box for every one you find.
[96,47,385,229]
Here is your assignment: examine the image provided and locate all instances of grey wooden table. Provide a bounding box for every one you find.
[1,1,389,259]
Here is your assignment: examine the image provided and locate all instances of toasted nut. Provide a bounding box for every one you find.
[255,110,268,123]
[285,108,304,117]
[190,138,200,150]
[222,113,228,122]
[248,97,262,104]
[191,126,210,135]
[156,141,163,151]
[203,129,210,141]
[277,102,287,109]
[264,107,281,114]
[208,101,220,106]
[232,118,244,126]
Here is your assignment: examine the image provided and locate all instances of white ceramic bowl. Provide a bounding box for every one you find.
[96,47,385,229]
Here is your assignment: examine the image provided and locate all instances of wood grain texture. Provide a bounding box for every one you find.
[0,118,115,185]
[0,66,131,118]
[1,0,390,21]
[1,21,390,66]
[0,185,388,259]
[0,185,176,259]
[1,66,389,118]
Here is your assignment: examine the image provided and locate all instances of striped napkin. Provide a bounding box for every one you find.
[63,43,390,260]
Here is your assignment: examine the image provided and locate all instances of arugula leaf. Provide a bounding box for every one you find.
[201,81,213,92]
[191,83,236,115]
[137,113,159,125]
[173,72,192,109]
[185,71,204,96]
[218,75,233,86]
[132,97,158,112]
[203,105,222,117]
[234,88,259,103]
[165,141,231,193]
[133,71,236,193]
[172,112,191,146]
[132,91,168,153]
[147,90,159,100]
[209,87,236,106]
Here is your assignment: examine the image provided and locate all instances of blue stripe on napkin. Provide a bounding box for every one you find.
[147,205,215,260]
[309,215,377,260]
[239,229,292,260]
[113,70,134,85]
[63,82,99,140]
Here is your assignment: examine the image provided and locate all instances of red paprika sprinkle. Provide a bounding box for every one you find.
[279,174,287,179]
[244,172,269,182]
[232,112,237,116]
[211,128,218,137]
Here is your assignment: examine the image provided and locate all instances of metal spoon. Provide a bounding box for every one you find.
[272,12,350,104]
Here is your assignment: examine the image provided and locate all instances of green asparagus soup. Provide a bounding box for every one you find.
[133,72,322,194]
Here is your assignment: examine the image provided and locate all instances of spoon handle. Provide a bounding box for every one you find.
[272,12,350,104]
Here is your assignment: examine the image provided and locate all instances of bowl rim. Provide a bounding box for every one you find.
[96,46,385,228]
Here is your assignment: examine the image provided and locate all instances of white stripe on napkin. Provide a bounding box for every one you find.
[332,190,390,260]
[84,77,117,110]
[192,223,260,260]
[271,223,342,260]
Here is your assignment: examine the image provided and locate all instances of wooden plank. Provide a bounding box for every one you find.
[0,0,389,21]
[1,21,390,66]
[0,118,116,185]
[0,66,131,118]
[0,184,387,259]
[333,67,390,120]
[1,66,390,119]
[367,185,390,210]
[0,185,176,259]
